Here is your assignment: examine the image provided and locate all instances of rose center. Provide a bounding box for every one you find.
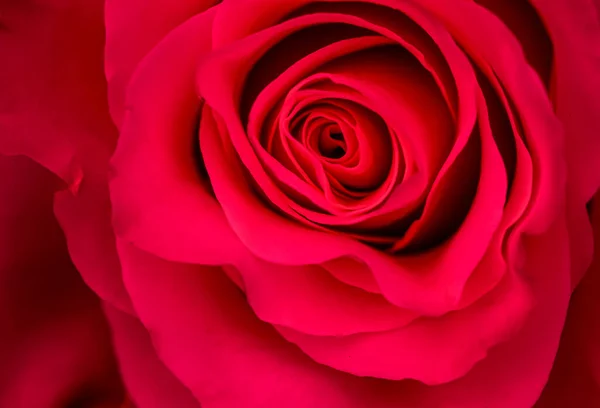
[318,125,347,159]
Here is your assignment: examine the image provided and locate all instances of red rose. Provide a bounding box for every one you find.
[2,0,600,407]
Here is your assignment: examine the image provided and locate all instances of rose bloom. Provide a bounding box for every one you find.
[2,0,600,407]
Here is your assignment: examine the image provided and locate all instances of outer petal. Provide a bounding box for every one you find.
[475,0,553,85]
[110,7,248,266]
[0,0,114,188]
[55,169,134,314]
[104,0,220,127]
[233,257,417,337]
[0,155,124,407]
[527,0,600,287]
[1,0,134,314]
[104,304,200,408]
[116,210,570,408]
[116,241,366,408]
[527,0,600,204]
[536,195,600,407]
[481,0,600,292]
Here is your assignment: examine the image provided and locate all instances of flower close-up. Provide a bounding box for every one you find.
[1,0,600,407]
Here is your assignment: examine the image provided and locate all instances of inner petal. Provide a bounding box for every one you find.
[200,9,464,251]
[318,124,347,159]
[280,88,397,196]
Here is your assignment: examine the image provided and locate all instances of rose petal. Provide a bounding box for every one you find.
[116,213,571,408]
[55,169,134,314]
[527,0,600,287]
[110,8,248,266]
[117,241,367,408]
[0,155,123,407]
[527,0,600,204]
[104,304,200,408]
[0,0,114,189]
[422,215,571,407]
[0,0,135,314]
[321,257,381,294]
[104,0,220,127]
[202,4,465,233]
[475,0,553,86]
[535,195,600,407]
[278,270,530,384]
[233,256,417,336]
